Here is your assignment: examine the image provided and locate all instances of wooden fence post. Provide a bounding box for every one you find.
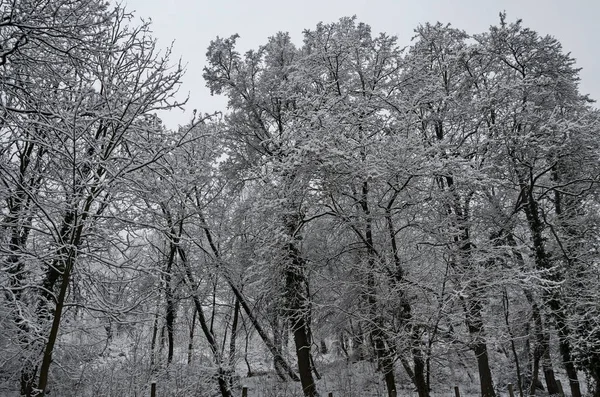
[454,386,461,397]
[242,386,248,397]
[508,383,515,397]
[150,382,156,397]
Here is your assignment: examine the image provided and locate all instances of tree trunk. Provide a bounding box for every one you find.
[439,170,495,397]
[179,246,232,397]
[361,180,396,397]
[557,331,582,397]
[229,298,240,369]
[519,176,581,397]
[552,173,585,397]
[530,344,542,396]
[161,206,179,365]
[529,293,559,395]
[227,277,298,381]
[165,245,176,365]
[196,209,300,382]
[292,313,318,397]
[591,365,600,397]
[542,340,559,395]
[505,231,557,397]
[36,198,92,396]
[463,296,496,397]
[188,305,197,365]
[385,194,429,397]
[350,321,365,361]
[37,250,75,396]
[20,362,37,397]
[502,290,524,397]
[285,240,318,397]
[413,347,429,397]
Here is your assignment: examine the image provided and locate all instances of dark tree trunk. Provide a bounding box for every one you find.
[285,240,318,397]
[228,278,298,381]
[530,344,541,396]
[474,342,496,397]
[164,247,176,365]
[558,332,582,397]
[188,305,197,364]
[439,170,496,397]
[309,352,321,380]
[505,231,557,397]
[20,362,37,397]
[196,208,299,382]
[244,326,254,377]
[225,298,240,387]
[37,249,76,396]
[552,167,587,397]
[384,189,429,397]
[518,176,581,397]
[292,313,318,397]
[6,211,37,397]
[413,347,429,397]
[161,206,179,365]
[360,180,396,397]
[36,197,93,396]
[542,340,559,395]
[350,321,365,361]
[591,365,600,397]
[229,298,240,369]
[502,290,524,397]
[530,293,559,395]
[150,301,160,369]
[179,246,232,397]
[464,295,496,397]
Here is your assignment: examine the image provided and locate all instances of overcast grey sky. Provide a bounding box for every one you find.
[123,0,600,129]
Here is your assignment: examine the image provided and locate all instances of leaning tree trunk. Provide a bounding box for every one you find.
[37,251,75,396]
[37,204,91,396]
[195,208,300,382]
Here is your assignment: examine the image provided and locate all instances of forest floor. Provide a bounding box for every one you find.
[235,358,584,397]
[239,360,482,397]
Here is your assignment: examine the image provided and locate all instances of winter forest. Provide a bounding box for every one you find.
[1,1,599,397]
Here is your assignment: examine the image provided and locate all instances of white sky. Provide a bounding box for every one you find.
[123,0,600,129]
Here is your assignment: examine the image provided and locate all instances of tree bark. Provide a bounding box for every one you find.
[229,298,240,369]
[444,172,495,397]
[285,239,318,397]
[165,241,177,365]
[361,180,396,397]
[188,305,197,365]
[502,290,524,397]
[384,192,429,397]
[37,192,94,396]
[179,246,232,397]
[37,248,76,396]
[196,209,300,382]
[463,295,496,397]
[518,175,581,397]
